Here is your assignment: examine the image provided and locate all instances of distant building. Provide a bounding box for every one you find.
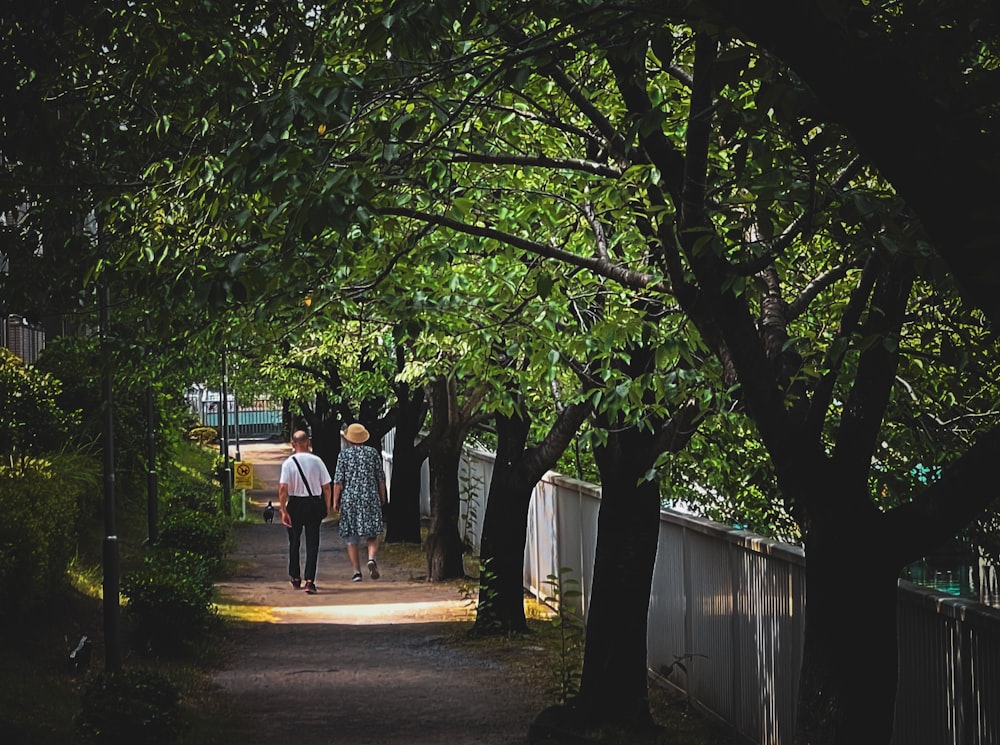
[1,314,46,364]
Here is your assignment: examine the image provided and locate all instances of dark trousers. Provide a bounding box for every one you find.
[286,497,327,581]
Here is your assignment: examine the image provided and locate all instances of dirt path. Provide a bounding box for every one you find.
[210,441,552,745]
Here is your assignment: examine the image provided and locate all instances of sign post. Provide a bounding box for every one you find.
[234,462,253,519]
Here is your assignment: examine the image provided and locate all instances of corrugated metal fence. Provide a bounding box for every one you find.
[384,441,1000,745]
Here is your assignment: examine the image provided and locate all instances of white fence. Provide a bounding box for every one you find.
[385,441,1000,745]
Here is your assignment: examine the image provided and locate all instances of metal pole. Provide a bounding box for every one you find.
[100,280,122,671]
[233,388,243,519]
[145,382,158,544]
[221,351,232,515]
[233,389,241,462]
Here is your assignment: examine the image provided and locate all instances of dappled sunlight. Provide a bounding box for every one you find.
[215,603,282,622]
[215,598,472,624]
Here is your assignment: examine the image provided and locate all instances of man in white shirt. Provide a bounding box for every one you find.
[278,430,332,594]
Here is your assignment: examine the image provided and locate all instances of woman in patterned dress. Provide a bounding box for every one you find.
[332,423,387,581]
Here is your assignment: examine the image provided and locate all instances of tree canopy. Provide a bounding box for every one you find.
[4,3,1000,743]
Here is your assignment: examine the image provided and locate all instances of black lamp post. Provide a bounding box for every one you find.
[144,319,158,544]
[145,381,158,544]
[100,277,122,671]
[220,350,232,515]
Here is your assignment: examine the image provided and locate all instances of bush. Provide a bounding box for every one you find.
[76,668,185,745]
[0,458,83,616]
[121,549,219,654]
[0,347,72,462]
[156,507,231,573]
[163,480,220,514]
[186,426,217,447]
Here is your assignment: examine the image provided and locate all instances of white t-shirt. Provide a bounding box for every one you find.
[279,452,331,496]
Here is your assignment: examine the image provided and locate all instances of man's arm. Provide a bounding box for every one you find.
[322,482,332,513]
[278,482,291,527]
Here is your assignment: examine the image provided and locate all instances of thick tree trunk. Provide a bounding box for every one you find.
[299,391,340,471]
[309,423,340,473]
[532,425,663,739]
[475,412,533,633]
[572,427,661,730]
[384,446,424,544]
[476,403,590,634]
[425,436,465,581]
[384,385,428,544]
[790,426,1000,745]
[795,514,900,744]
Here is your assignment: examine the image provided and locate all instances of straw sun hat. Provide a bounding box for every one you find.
[344,423,370,444]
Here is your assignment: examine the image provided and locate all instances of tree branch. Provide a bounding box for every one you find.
[376,205,661,291]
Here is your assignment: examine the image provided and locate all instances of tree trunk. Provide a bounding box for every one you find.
[425,434,465,581]
[542,425,661,734]
[476,402,590,634]
[384,446,424,543]
[302,391,341,471]
[789,425,1000,745]
[384,383,428,544]
[795,513,900,744]
[475,411,533,633]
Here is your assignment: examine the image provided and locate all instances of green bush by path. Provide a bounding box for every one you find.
[76,668,185,745]
[156,506,232,573]
[0,457,93,617]
[121,548,220,655]
[186,426,218,447]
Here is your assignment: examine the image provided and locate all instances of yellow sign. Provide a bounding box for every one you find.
[233,461,254,490]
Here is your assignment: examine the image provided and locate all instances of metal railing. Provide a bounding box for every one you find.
[385,442,1000,745]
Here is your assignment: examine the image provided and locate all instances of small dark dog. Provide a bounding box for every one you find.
[262,500,275,523]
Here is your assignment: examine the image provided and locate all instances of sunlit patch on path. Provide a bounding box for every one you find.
[216,598,471,624]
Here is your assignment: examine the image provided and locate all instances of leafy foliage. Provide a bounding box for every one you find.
[0,348,72,464]
[155,507,232,574]
[121,548,220,655]
[543,567,585,704]
[76,668,185,745]
[0,456,90,616]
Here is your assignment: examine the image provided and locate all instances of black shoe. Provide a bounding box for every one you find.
[290,578,301,589]
[303,580,317,594]
[351,572,363,582]
[367,559,380,580]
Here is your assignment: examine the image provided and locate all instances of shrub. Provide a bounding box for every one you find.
[0,458,82,616]
[0,347,72,463]
[186,426,217,447]
[163,478,220,514]
[156,507,231,573]
[121,549,219,654]
[76,668,185,745]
